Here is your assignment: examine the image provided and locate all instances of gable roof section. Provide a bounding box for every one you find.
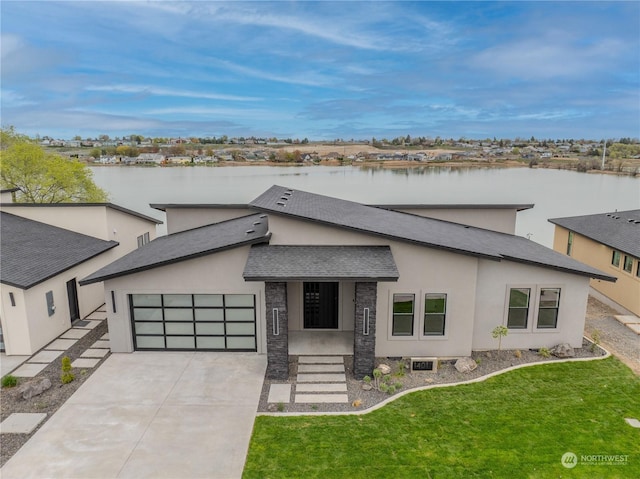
[549,210,640,258]
[0,202,162,225]
[80,214,270,285]
[243,245,399,282]
[1,212,119,289]
[249,186,616,282]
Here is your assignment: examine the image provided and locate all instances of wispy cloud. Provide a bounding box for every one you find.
[1,1,638,139]
[85,84,261,102]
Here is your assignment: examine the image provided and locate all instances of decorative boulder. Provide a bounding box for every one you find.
[551,343,575,358]
[454,357,478,373]
[377,364,392,375]
[361,383,373,391]
[17,378,52,400]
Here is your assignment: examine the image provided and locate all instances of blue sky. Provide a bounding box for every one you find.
[2,1,639,140]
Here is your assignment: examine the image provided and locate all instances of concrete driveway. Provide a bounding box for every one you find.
[1,352,266,479]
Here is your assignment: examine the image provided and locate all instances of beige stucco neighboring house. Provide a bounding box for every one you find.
[81,186,614,380]
[549,210,640,316]
[0,203,162,355]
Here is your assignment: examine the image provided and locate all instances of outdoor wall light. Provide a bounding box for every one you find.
[272,308,280,336]
[363,308,370,336]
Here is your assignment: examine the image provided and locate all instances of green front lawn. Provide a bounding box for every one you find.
[244,358,640,478]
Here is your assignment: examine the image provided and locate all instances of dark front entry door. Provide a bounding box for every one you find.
[304,282,339,329]
[66,278,80,322]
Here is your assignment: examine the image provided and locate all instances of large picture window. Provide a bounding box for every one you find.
[130,293,256,351]
[537,288,561,329]
[424,294,446,336]
[392,294,414,336]
[507,288,530,329]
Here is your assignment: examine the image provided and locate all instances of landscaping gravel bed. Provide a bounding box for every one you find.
[0,322,111,467]
[584,296,640,375]
[257,337,606,414]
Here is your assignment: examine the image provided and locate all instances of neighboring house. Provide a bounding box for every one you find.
[0,203,162,355]
[0,213,117,355]
[81,186,614,380]
[549,210,640,316]
[0,188,18,203]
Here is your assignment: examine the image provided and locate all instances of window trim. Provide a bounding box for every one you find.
[506,287,531,330]
[636,260,640,279]
[423,293,447,337]
[391,293,415,338]
[536,288,561,329]
[611,250,621,268]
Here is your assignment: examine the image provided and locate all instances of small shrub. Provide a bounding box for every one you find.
[394,382,403,390]
[379,383,389,393]
[2,374,18,388]
[590,330,601,353]
[492,325,508,350]
[514,349,522,358]
[538,347,551,358]
[277,402,285,412]
[395,360,406,377]
[61,356,75,384]
[363,375,371,384]
[475,358,482,365]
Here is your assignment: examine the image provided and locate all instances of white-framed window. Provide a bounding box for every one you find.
[505,285,563,332]
[623,255,633,274]
[423,293,447,336]
[507,288,530,329]
[536,288,561,329]
[392,293,414,336]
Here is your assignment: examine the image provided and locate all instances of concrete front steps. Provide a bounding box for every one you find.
[294,356,348,404]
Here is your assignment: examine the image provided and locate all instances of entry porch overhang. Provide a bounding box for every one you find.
[242,245,399,282]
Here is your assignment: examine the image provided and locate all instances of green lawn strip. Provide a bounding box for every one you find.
[243,358,640,478]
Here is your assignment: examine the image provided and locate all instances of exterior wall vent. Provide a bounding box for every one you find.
[245,229,255,234]
[410,357,438,372]
[276,201,286,206]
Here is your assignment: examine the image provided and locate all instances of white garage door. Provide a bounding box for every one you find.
[130,294,256,351]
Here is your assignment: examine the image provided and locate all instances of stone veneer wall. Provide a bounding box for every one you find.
[353,282,377,379]
[265,282,289,380]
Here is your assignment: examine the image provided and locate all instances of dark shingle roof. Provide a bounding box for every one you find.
[243,245,399,282]
[80,214,270,285]
[249,186,616,282]
[549,210,640,258]
[0,202,162,224]
[1,212,119,289]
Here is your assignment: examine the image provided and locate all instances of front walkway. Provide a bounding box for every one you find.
[1,352,266,479]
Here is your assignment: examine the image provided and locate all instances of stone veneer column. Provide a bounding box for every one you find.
[353,282,377,379]
[265,282,289,380]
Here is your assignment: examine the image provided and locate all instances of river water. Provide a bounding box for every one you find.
[90,165,639,247]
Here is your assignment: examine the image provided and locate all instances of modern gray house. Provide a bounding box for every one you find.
[81,186,615,379]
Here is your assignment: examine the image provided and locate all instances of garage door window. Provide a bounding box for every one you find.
[130,294,256,351]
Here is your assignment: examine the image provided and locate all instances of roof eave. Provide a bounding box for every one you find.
[2,241,119,290]
[243,275,399,282]
[501,256,617,282]
[79,234,271,286]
